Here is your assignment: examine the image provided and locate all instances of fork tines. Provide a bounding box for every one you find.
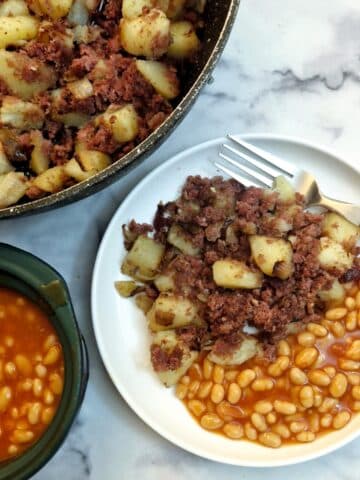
[215,135,296,188]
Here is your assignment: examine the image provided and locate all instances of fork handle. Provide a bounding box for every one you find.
[318,195,360,225]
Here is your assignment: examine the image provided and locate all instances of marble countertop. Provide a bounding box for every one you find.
[2,0,360,478]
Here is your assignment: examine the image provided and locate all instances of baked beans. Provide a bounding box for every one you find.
[0,288,64,460]
[177,281,360,447]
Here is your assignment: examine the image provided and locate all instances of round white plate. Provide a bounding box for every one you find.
[91,134,360,467]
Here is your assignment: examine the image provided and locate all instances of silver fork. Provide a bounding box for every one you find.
[215,135,360,225]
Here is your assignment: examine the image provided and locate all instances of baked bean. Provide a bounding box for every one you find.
[296,431,315,442]
[351,385,360,400]
[347,373,360,386]
[272,423,290,439]
[175,383,188,400]
[197,381,213,399]
[355,291,360,308]
[313,391,323,408]
[41,407,55,425]
[307,322,328,337]
[188,400,206,417]
[210,384,225,404]
[43,388,55,405]
[237,369,256,388]
[4,336,14,348]
[329,373,348,398]
[216,401,244,421]
[266,412,277,424]
[346,340,360,361]
[289,367,307,385]
[258,432,281,448]
[345,297,356,310]
[213,365,224,384]
[308,413,320,433]
[332,411,351,429]
[223,422,244,439]
[200,413,223,430]
[297,332,316,347]
[251,413,267,432]
[345,311,357,331]
[299,386,314,409]
[320,413,333,428]
[0,387,12,413]
[325,307,348,320]
[4,362,16,379]
[27,403,42,425]
[21,379,32,392]
[227,383,241,404]
[244,422,257,440]
[277,340,291,356]
[14,355,32,376]
[339,358,360,371]
[43,335,57,352]
[33,378,43,397]
[353,401,360,411]
[289,421,306,433]
[8,445,18,456]
[308,369,331,387]
[203,358,213,380]
[318,397,337,413]
[274,400,297,415]
[35,364,47,378]
[254,400,273,415]
[267,356,290,377]
[323,366,336,378]
[180,376,190,385]
[11,430,34,444]
[225,370,238,382]
[330,321,345,338]
[295,348,318,368]
[251,378,274,392]
[188,363,203,381]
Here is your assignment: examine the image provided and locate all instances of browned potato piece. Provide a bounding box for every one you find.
[0,172,28,208]
[32,166,68,193]
[249,235,294,280]
[28,0,74,19]
[0,142,14,175]
[0,15,38,48]
[75,142,111,173]
[0,97,44,130]
[135,293,154,313]
[208,335,259,366]
[121,235,165,281]
[29,131,49,175]
[322,212,359,250]
[166,0,186,18]
[0,51,56,101]
[136,60,180,99]
[152,330,198,386]
[64,158,93,182]
[114,280,138,298]
[272,175,296,203]
[154,273,175,292]
[168,21,200,59]
[318,237,353,272]
[318,279,346,305]
[119,9,170,58]
[167,224,200,256]
[100,105,139,144]
[122,0,169,19]
[147,293,201,332]
[212,259,263,289]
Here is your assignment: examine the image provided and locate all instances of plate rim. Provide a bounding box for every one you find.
[91,133,360,467]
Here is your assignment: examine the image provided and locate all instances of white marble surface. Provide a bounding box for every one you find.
[2,0,360,478]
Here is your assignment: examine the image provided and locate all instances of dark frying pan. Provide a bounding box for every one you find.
[0,0,240,219]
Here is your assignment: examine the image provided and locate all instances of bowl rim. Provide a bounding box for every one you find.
[0,243,88,480]
[0,0,241,219]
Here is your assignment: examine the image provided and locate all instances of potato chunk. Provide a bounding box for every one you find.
[318,279,346,305]
[0,15,38,48]
[152,330,198,387]
[0,172,27,208]
[100,104,139,144]
[208,336,259,366]
[0,97,44,130]
[322,212,359,250]
[167,224,200,256]
[67,78,93,99]
[114,280,138,298]
[119,9,170,58]
[136,60,180,100]
[0,0,29,16]
[29,0,74,19]
[212,259,263,289]
[0,51,56,101]
[122,0,169,19]
[147,293,201,332]
[318,237,353,272]
[64,158,92,182]
[166,0,186,18]
[154,273,175,292]
[249,235,294,280]
[122,235,165,281]
[32,166,67,193]
[75,142,111,173]
[168,21,200,59]
[272,175,296,203]
[0,142,14,175]
[29,131,49,175]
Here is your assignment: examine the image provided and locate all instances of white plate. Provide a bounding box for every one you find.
[91,134,360,467]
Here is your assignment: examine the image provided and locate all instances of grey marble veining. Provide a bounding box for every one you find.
[3,0,360,478]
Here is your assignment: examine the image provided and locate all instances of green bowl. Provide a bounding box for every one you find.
[0,243,88,480]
